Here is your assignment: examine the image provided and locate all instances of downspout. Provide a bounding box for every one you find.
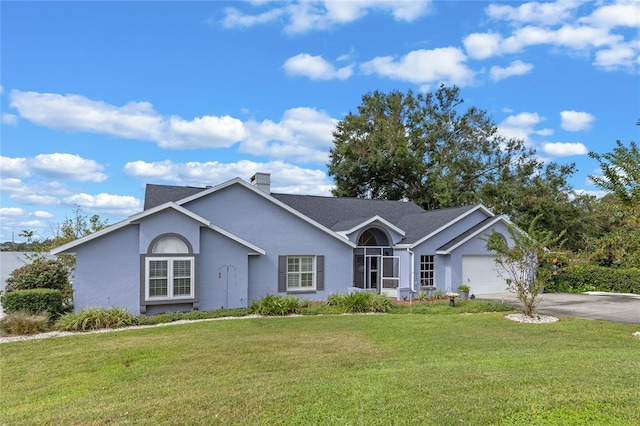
[408,248,415,295]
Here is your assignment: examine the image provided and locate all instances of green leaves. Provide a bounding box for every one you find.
[588,140,640,206]
[328,84,574,219]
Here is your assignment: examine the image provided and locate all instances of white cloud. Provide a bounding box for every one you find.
[63,193,142,215]
[560,110,595,131]
[486,1,580,26]
[9,90,163,141]
[579,2,640,29]
[33,210,54,219]
[124,159,334,195]
[463,32,503,60]
[242,107,337,163]
[162,115,247,149]
[1,176,127,214]
[467,2,640,71]
[283,54,353,80]
[501,26,555,53]
[490,60,534,81]
[1,178,70,206]
[1,153,107,182]
[543,142,589,156]
[360,47,475,87]
[594,41,639,69]
[221,1,431,34]
[535,128,554,137]
[30,153,107,182]
[8,90,336,163]
[498,112,544,141]
[0,207,25,217]
[221,7,284,28]
[1,114,18,125]
[554,24,622,50]
[0,207,53,220]
[0,156,29,178]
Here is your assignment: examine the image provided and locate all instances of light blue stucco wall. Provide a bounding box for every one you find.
[445,221,512,292]
[198,227,251,310]
[185,184,354,302]
[139,209,202,254]
[72,225,140,313]
[410,211,512,293]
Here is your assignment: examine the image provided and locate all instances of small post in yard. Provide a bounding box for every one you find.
[446,292,459,307]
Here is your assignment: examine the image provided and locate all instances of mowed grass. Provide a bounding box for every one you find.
[2,313,639,425]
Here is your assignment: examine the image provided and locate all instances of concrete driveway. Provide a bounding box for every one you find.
[476,292,640,324]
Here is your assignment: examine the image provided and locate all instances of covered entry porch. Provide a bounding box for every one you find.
[353,247,400,297]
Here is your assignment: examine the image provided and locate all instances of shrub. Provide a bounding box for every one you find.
[555,265,640,294]
[367,293,394,313]
[248,295,301,316]
[325,292,393,313]
[56,307,138,331]
[0,311,50,336]
[299,298,315,308]
[1,289,64,319]
[5,260,71,297]
[326,293,346,306]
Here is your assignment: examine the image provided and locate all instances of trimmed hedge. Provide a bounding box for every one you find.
[1,289,65,319]
[5,260,70,295]
[552,265,640,294]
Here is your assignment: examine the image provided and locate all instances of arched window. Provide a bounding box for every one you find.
[145,235,194,301]
[152,237,189,254]
[357,228,390,246]
[358,230,377,246]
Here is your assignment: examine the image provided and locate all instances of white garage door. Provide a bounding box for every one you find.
[462,255,508,294]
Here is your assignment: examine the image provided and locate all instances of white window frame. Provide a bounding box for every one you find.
[287,255,316,292]
[145,256,195,301]
[420,255,435,286]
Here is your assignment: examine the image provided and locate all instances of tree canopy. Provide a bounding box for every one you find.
[588,140,639,206]
[328,84,577,239]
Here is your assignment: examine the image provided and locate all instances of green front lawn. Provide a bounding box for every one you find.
[2,313,639,425]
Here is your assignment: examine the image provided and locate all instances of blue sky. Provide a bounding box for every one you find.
[1,0,639,242]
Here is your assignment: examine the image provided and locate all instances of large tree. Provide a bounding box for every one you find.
[588,140,639,206]
[586,136,640,267]
[328,85,577,237]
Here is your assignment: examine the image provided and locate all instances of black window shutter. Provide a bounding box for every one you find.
[317,255,324,291]
[278,255,287,292]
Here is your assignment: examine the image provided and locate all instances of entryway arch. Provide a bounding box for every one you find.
[354,227,399,297]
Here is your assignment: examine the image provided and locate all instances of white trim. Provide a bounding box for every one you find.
[409,204,494,249]
[50,202,266,256]
[175,178,356,248]
[145,256,195,300]
[286,255,316,292]
[435,215,513,255]
[338,215,405,237]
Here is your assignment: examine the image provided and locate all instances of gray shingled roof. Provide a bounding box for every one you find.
[436,216,496,251]
[271,193,425,229]
[144,184,208,210]
[143,182,484,245]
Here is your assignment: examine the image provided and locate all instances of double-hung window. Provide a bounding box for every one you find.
[145,236,194,301]
[146,257,194,299]
[287,256,315,290]
[278,255,324,293]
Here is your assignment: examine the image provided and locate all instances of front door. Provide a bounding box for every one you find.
[380,256,400,297]
[355,250,399,298]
